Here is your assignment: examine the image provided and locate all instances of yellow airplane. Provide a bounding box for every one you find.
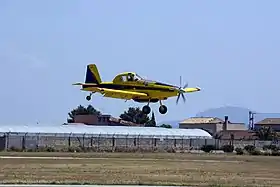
[73,64,201,115]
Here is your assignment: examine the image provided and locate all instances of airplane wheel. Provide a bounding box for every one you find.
[86,95,91,101]
[159,105,167,114]
[142,105,151,114]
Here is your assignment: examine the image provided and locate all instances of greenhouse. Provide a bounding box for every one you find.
[0,123,213,139]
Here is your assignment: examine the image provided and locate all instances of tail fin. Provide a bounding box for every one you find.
[85,64,102,84]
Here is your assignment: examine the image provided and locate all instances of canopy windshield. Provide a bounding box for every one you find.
[135,74,144,80]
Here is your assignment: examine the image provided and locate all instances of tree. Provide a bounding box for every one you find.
[213,133,223,139]
[145,111,156,127]
[120,107,150,125]
[67,105,101,123]
[255,126,277,140]
[159,124,172,128]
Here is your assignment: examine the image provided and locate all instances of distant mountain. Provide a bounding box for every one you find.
[196,106,252,126]
[159,106,280,129]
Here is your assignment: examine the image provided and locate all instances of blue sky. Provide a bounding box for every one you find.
[0,0,279,125]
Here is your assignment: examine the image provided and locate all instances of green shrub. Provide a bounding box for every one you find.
[244,145,255,152]
[221,145,234,153]
[166,147,176,153]
[235,147,244,155]
[67,146,82,152]
[35,146,45,152]
[75,146,83,152]
[83,146,97,152]
[8,146,22,152]
[69,147,75,152]
[201,145,215,153]
[249,149,262,155]
[263,144,279,151]
[45,146,56,152]
[262,151,271,156]
[271,150,280,156]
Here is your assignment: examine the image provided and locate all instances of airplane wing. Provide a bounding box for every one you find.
[97,88,148,100]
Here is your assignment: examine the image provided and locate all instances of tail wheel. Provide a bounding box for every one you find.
[142,105,151,114]
[86,92,95,101]
[86,95,91,101]
[159,105,167,114]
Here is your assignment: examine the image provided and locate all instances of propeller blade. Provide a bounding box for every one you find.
[183,82,188,89]
[180,76,182,88]
[182,93,186,102]
[176,93,181,104]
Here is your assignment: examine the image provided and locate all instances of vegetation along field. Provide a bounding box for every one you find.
[1,151,280,187]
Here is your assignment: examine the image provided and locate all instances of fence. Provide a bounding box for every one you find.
[0,132,279,152]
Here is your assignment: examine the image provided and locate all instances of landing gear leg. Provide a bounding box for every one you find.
[86,92,93,101]
[159,100,167,114]
[142,99,151,114]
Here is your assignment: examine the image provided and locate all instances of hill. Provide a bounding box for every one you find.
[196,106,252,126]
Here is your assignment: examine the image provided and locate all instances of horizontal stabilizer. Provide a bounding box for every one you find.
[72,82,98,86]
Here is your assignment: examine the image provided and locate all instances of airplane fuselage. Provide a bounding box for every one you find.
[81,81,179,103]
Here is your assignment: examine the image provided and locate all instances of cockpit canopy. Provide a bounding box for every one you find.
[113,72,145,83]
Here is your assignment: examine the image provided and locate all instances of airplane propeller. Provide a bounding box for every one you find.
[176,76,189,104]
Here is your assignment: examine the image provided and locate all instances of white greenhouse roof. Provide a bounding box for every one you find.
[0,124,212,139]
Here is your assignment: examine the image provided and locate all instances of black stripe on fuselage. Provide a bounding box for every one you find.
[82,83,175,92]
[154,82,178,87]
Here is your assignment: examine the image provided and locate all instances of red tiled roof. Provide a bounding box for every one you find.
[255,118,280,125]
[109,117,144,126]
[180,117,224,124]
[73,114,143,127]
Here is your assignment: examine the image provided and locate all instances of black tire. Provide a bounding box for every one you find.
[142,105,151,114]
[86,96,91,101]
[159,105,167,114]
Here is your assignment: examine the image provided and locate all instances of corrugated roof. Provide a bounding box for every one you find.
[0,124,212,139]
[255,118,280,125]
[179,117,224,124]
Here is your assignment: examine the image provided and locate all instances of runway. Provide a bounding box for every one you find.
[0,185,187,187]
[0,156,242,163]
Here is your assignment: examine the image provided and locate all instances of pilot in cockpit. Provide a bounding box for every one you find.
[127,74,139,82]
[127,74,134,81]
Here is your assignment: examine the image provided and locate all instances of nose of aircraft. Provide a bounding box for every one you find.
[196,87,201,91]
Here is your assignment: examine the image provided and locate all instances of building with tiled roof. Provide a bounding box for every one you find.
[179,117,224,124]
[72,114,144,127]
[179,116,247,136]
[254,118,280,132]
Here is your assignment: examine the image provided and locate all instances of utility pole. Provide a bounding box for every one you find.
[248,111,256,130]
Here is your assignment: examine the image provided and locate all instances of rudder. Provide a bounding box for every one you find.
[85,64,102,84]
